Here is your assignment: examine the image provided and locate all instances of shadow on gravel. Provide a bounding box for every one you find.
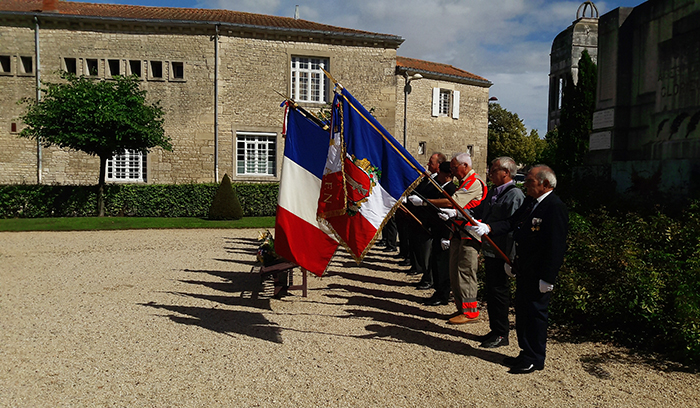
[213,258,259,266]
[327,271,407,287]
[141,302,282,343]
[330,260,401,273]
[141,268,283,343]
[180,269,259,293]
[223,237,260,246]
[326,283,425,304]
[359,323,504,364]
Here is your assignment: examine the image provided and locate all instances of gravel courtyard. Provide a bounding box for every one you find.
[1,229,698,407]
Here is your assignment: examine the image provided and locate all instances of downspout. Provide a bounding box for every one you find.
[214,24,219,182]
[34,16,42,184]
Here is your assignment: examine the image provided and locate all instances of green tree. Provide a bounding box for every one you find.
[556,50,597,173]
[488,102,545,165]
[19,74,171,216]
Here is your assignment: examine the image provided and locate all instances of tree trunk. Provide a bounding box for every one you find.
[98,155,107,217]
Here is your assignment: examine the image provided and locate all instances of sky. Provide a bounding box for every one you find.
[73,0,647,134]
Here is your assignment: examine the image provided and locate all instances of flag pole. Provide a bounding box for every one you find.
[319,70,511,266]
[274,89,329,131]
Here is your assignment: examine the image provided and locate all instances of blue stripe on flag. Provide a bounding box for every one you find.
[285,108,330,180]
[339,89,423,200]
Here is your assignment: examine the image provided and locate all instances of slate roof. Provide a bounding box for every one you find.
[0,0,403,45]
[397,56,490,86]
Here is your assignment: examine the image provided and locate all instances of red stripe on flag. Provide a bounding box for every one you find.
[327,212,378,260]
[275,205,338,276]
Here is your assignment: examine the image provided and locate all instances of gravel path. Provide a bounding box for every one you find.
[1,229,698,407]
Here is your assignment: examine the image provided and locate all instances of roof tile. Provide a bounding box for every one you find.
[0,0,400,40]
[397,56,489,83]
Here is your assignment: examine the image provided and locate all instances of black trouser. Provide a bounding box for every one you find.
[429,238,451,300]
[396,215,410,258]
[484,256,511,337]
[409,227,432,281]
[515,276,551,367]
[382,216,398,250]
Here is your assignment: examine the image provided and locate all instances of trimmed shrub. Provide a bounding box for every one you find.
[208,174,243,220]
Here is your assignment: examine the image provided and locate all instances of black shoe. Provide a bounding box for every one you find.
[508,362,544,374]
[415,282,433,290]
[382,246,397,252]
[376,239,387,247]
[424,297,449,306]
[502,355,524,367]
[480,335,509,348]
[406,270,420,276]
[398,259,411,266]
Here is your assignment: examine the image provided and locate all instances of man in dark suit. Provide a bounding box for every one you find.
[470,165,568,374]
[477,157,525,348]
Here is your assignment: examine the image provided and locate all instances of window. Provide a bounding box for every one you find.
[0,55,11,75]
[431,88,460,119]
[128,60,142,78]
[236,132,277,176]
[170,61,184,80]
[149,60,163,80]
[85,58,99,76]
[290,56,328,103]
[107,59,121,77]
[19,56,33,74]
[439,89,451,115]
[106,150,147,182]
[557,77,564,110]
[63,57,77,75]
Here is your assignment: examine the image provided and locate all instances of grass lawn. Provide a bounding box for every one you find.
[0,216,276,232]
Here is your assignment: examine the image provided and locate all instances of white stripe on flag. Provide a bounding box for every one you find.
[278,156,323,227]
[358,183,397,229]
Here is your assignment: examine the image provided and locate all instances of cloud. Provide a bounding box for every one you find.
[85,0,648,132]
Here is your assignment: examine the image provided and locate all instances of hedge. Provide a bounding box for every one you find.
[0,182,279,218]
[551,201,700,366]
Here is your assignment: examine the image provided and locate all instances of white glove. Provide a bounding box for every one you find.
[504,263,515,277]
[401,196,407,204]
[468,220,490,236]
[539,279,554,293]
[438,208,457,221]
[408,195,425,206]
[440,238,451,250]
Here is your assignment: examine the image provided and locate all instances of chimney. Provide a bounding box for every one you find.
[43,0,59,13]
[294,5,299,20]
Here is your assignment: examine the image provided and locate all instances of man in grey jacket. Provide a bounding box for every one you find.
[478,157,524,348]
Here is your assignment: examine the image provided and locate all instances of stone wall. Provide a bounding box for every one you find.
[0,18,398,185]
[396,77,489,177]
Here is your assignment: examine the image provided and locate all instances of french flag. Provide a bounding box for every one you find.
[317,88,424,262]
[274,105,339,276]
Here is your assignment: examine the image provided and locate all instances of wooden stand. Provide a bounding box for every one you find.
[255,261,307,298]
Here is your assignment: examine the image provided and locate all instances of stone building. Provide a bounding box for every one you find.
[587,0,700,196]
[548,1,599,132]
[396,56,491,174]
[0,0,490,186]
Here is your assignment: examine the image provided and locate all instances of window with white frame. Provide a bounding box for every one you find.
[106,150,146,182]
[290,57,328,103]
[431,88,460,119]
[236,132,277,176]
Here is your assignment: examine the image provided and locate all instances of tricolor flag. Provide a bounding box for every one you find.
[274,104,339,276]
[318,88,424,262]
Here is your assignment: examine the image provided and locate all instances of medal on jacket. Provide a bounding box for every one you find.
[531,217,542,232]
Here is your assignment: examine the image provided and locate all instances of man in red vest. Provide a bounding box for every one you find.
[421,152,487,324]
